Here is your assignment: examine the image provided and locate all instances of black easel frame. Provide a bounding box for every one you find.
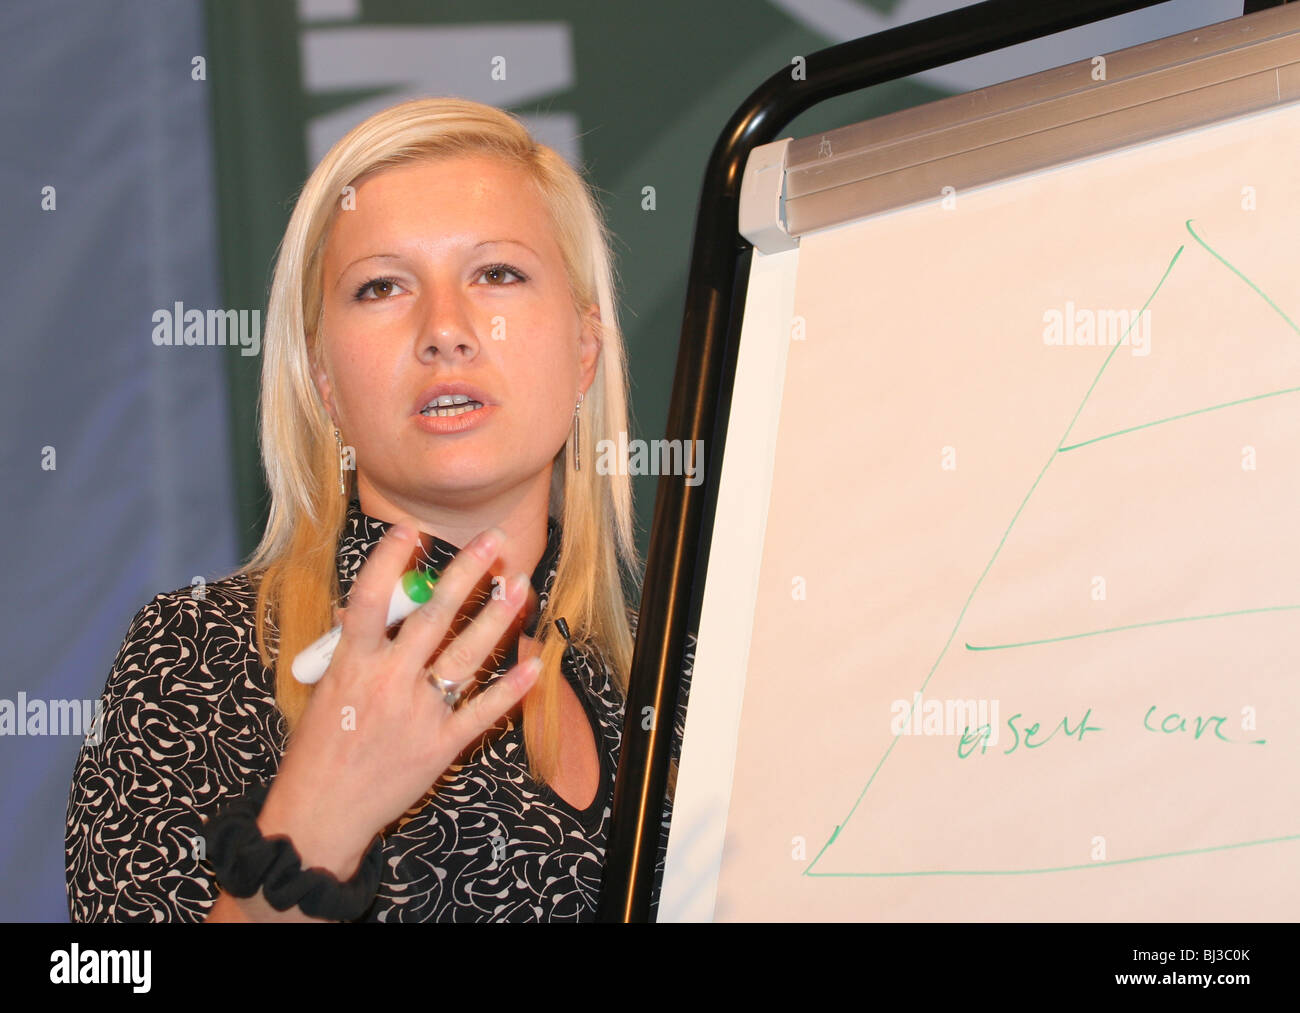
[597,0,1289,923]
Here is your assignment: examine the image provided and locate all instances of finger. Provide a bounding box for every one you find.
[340,520,420,650]
[390,526,505,670]
[447,656,543,744]
[413,571,530,686]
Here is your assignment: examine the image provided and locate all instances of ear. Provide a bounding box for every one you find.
[310,341,340,428]
[577,302,602,394]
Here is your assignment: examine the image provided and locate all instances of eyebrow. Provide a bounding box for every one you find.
[335,239,539,287]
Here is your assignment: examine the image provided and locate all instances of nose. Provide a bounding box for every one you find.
[416,287,480,363]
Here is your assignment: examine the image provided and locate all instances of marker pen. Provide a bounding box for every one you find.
[291,567,439,684]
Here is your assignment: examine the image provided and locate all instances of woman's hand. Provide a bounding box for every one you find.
[256,520,540,884]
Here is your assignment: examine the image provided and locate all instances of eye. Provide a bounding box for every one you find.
[477,262,528,285]
[353,276,403,301]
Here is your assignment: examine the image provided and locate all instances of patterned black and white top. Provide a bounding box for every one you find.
[64,500,693,922]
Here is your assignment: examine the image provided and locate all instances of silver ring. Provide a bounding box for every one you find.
[427,672,472,709]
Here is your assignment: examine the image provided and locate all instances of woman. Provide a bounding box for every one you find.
[64,97,692,922]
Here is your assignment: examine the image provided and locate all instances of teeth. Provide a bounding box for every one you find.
[422,400,483,418]
[421,393,484,414]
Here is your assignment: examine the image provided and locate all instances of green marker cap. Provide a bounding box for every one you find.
[400,567,439,604]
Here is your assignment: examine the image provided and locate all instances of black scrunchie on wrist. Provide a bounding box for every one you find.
[204,782,383,922]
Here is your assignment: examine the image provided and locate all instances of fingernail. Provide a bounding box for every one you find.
[391,522,416,541]
[508,572,529,598]
[476,527,504,558]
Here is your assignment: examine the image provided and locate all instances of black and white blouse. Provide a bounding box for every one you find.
[64,499,693,922]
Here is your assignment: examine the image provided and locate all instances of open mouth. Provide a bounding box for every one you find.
[419,395,486,418]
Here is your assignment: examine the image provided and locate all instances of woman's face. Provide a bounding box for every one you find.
[312,153,600,514]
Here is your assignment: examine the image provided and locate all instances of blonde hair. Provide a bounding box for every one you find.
[240,97,640,787]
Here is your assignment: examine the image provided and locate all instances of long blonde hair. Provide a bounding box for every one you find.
[241,97,640,787]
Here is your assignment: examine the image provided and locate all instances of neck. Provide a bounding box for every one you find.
[356,469,553,591]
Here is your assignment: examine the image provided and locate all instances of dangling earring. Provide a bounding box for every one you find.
[335,428,346,495]
[572,392,583,472]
